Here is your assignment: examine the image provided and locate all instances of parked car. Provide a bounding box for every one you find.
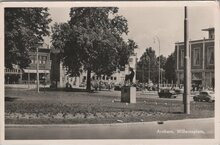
[136,85,142,91]
[114,84,122,91]
[79,83,85,87]
[174,88,184,94]
[158,89,177,98]
[193,90,215,102]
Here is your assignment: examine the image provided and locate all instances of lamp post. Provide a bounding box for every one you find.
[154,36,160,90]
[36,42,43,93]
[142,63,144,83]
[183,6,191,114]
[147,56,150,84]
[160,68,163,84]
[28,69,30,89]
[36,46,39,93]
[143,55,150,84]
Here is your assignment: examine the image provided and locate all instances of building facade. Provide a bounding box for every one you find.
[54,54,137,88]
[5,43,51,84]
[175,28,214,89]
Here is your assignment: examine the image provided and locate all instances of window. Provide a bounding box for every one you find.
[210,31,214,39]
[207,47,214,65]
[111,77,113,80]
[41,56,47,64]
[114,77,117,80]
[180,49,184,67]
[193,48,200,66]
[38,56,42,64]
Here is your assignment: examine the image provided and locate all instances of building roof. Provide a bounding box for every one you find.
[175,27,215,45]
[202,27,214,31]
[175,38,214,45]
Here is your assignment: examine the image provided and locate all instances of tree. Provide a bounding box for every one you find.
[137,47,159,83]
[157,55,167,83]
[164,52,177,83]
[157,55,167,70]
[51,7,135,91]
[5,8,52,69]
[117,39,138,71]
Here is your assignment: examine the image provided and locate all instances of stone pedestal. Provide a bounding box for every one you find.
[121,86,136,103]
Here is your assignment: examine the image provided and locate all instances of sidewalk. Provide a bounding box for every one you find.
[5,84,50,89]
[5,118,214,139]
[5,117,213,128]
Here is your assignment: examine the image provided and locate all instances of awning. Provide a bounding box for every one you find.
[23,69,50,73]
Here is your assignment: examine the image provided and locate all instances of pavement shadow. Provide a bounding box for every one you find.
[40,87,96,93]
[172,111,184,114]
[5,97,18,102]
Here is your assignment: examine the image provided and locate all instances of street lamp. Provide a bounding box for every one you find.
[36,46,39,93]
[154,36,160,90]
[160,68,164,84]
[147,56,150,84]
[36,42,43,93]
[142,63,145,83]
[143,55,150,84]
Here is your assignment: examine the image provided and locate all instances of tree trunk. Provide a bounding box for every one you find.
[86,69,91,92]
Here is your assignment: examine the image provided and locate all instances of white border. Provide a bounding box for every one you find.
[0,1,219,145]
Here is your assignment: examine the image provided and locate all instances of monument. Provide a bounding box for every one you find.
[121,67,136,103]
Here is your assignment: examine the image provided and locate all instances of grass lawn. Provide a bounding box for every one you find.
[5,88,214,124]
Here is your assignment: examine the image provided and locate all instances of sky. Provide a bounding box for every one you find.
[47,6,215,59]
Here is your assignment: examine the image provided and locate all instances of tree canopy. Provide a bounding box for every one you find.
[5,8,52,69]
[164,52,177,83]
[51,7,136,91]
[157,55,167,70]
[137,47,166,83]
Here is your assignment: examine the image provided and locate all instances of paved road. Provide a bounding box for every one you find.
[138,91,197,101]
[5,118,214,140]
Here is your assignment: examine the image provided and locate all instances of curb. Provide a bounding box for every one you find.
[5,118,214,128]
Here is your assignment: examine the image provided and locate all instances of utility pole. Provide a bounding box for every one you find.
[36,47,40,93]
[28,69,30,89]
[148,57,150,83]
[142,64,144,83]
[154,36,160,90]
[184,6,191,114]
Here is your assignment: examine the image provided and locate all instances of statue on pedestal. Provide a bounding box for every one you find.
[125,67,135,86]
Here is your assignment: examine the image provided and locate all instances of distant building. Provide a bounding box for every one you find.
[51,53,137,88]
[175,28,214,89]
[5,43,51,84]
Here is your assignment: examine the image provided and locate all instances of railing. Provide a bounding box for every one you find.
[20,80,48,85]
[5,68,22,74]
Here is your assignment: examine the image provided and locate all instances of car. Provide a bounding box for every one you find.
[79,83,85,87]
[174,88,184,94]
[114,84,122,91]
[158,89,177,98]
[193,90,215,102]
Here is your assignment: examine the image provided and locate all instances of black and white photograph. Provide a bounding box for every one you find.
[1,1,219,144]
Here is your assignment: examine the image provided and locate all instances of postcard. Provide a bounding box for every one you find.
[0,1,219,145]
